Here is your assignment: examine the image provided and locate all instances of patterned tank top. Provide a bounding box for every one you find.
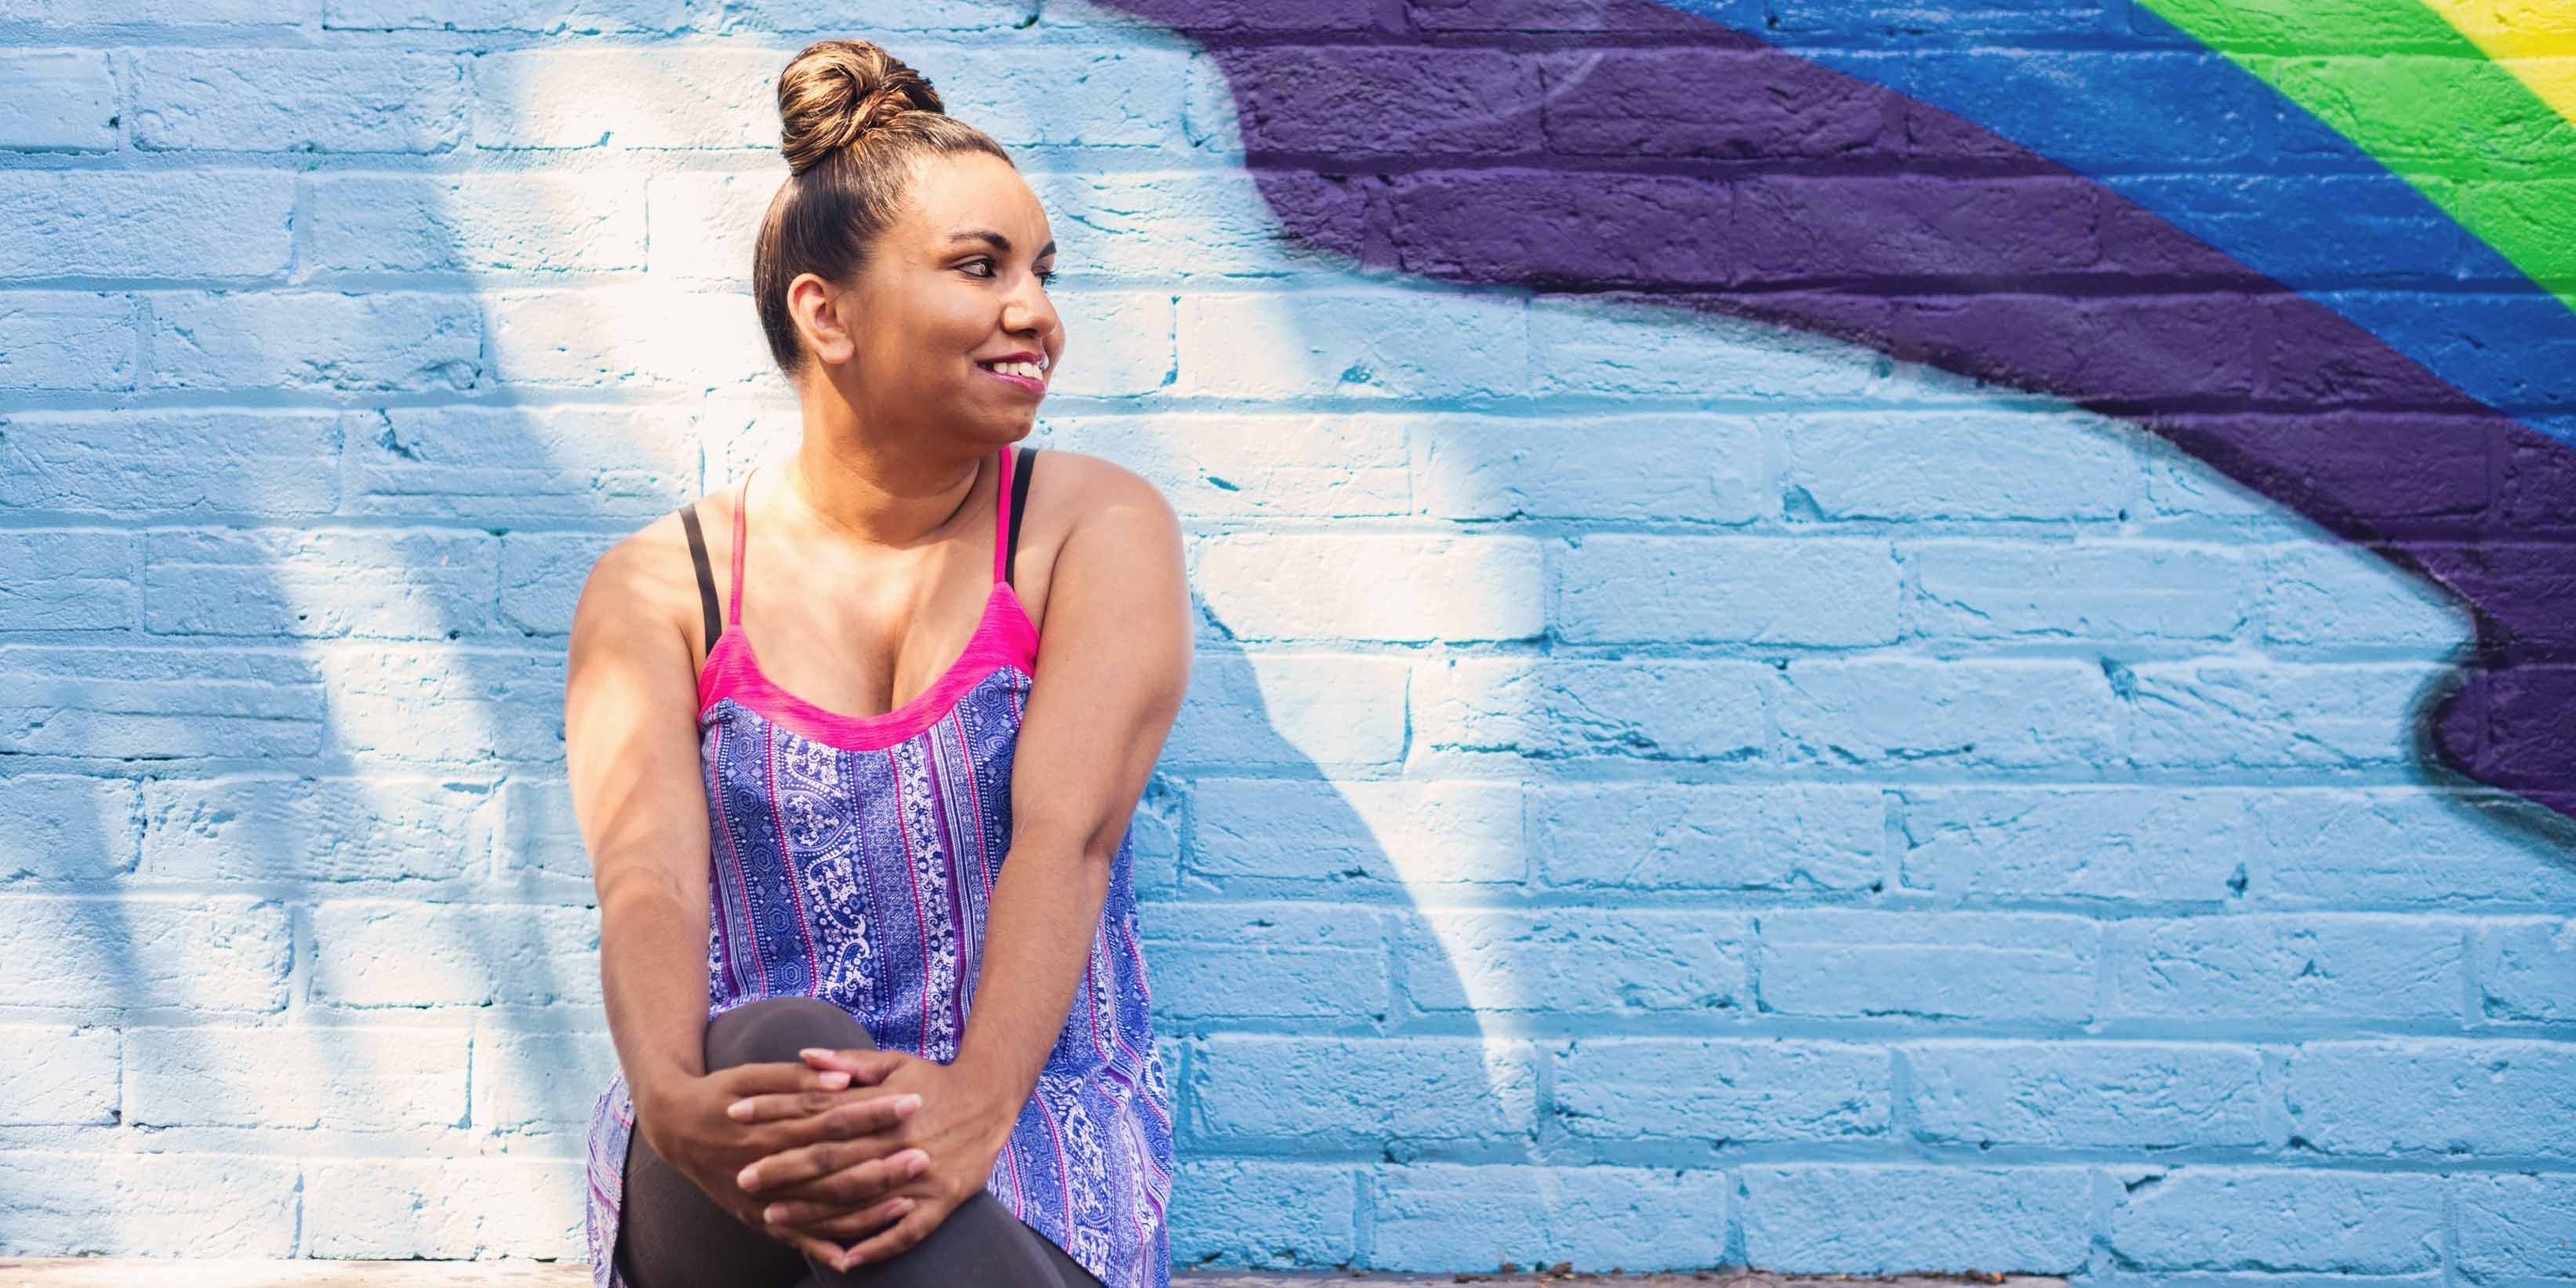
[583,445,1175,1288]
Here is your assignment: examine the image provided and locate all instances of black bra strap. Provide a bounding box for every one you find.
[1005,446,1035,588]
[679,502,723,649]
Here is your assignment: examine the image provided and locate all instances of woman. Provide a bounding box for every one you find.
[561,37,1188,1288]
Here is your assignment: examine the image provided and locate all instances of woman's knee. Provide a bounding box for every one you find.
[704,996,877,1071]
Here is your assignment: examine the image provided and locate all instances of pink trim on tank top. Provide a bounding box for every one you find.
[698,446,1041,752]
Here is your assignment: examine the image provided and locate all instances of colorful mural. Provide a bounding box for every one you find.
[1098,0,2576,822]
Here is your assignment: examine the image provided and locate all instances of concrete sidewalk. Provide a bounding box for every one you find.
[0,1260,2062,1288]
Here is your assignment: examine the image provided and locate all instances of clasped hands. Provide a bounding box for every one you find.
[645,1045,1013,1275]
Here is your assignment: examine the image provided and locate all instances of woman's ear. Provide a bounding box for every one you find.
[789,274,859,366]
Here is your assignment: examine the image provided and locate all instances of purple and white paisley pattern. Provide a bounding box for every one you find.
[583,661,1172,1288]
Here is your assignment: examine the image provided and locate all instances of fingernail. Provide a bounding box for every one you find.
[819,1070,850,1089]
[906,1149,929,1175]
[727,1099,752,1119]
[895,1093,922,1115]
[736,1166,758,1189]
[764,1204,786,1223]
[799,1047,829,1061]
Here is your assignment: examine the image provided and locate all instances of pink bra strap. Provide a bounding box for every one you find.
[727,468,750,627]
[990,445,1013,587]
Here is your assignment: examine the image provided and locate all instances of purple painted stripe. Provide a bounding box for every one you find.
[1094,0,2576,822]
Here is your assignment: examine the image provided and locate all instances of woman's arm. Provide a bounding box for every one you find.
[565,526,720,1118]
[953,458,1193,1122]
[772,457,1193,1268]
[572,517,986,1260]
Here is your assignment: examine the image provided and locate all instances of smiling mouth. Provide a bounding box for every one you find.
[976,358,1048,392]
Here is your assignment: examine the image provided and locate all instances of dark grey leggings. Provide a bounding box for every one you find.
[614,995,1107,1288]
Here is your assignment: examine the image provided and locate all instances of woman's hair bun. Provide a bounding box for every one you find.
[776,39,946,175]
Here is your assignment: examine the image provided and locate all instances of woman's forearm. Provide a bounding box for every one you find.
[599,875,714,1124]
[950,833,1116,1147]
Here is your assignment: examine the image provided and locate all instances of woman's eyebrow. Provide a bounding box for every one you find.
[947,228,1057,257]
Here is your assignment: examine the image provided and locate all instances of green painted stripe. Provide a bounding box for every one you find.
[2138,0,2576,303]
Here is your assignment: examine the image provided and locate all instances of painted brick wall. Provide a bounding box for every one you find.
[2,0,2571,1282]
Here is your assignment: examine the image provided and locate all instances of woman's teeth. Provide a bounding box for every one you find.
[981,360,1045,381]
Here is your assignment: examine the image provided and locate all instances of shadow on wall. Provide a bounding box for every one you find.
[1087,0,2576,835]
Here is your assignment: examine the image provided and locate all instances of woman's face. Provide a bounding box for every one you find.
[800,150,1065,442]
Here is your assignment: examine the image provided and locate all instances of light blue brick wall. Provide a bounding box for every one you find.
[1,0,2570,1282]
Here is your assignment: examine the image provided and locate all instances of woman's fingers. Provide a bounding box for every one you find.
[764,1194,915,1238]
[718,1061,853,1098]
[728,1087,922,1126]
[739,1138,931,1195]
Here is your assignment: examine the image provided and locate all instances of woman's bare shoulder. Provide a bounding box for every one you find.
[573,497,725,655]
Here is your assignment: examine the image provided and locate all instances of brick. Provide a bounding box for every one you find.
[2473,917,2576,1021]
[1529,294,1888,400]
[144,527,499,639]
[2246,790,2576,908]
[1906,1041,2263,1148]
[0,774,139,882]
[1895,788,2249,901]
[1740,1166,2091,1275]
[470,1025,619,1135]
[125,1024,470,1129]
[1553,1038,1887,1142]
[2127,660,2441,769]
[342,405,702,521]
[1371,1163,1730,1272]
[309,900,598,1008]
[324,0,685,31]
[1412,413,1769,523]
[2260,541,2476,647]
[1530,782,1883,891]
[312,643,566,766]
[1557,536,1900,646]
[1414,656,1771,761]
[1177,292,1528,401]
[1397,908,1752,1015]
[0,171,292,280]
[1196,533,1542,642]
[305,1156,584,1258]
[500,532,619,636]
[307,173,647,274]
[1759,910,2098,1021]
[1778,659,2117,769]
[131,50,467,152]
[1135,902,1389,1022]
[2282,1039,2576,1158]
[0,49,116,149]
[0,531,133,631]
[1192,1035,1535,1146]
[0,645,326,761]
[150,290,483,392]
[1781,410,2137,521]
[2109,915,2464,1021]
[496,778,589,882]
[0,1024,117,1123]
[2456,1172,2576,1279]
[0,1151,297,1255]
[473,48,772,150]
[1026,169,1373,282]
[0,895,290,1013]
[0,292,136,390]
[1906,539,2253,641]
[1045,412,1411,520]
[1165,653,1408,770]
[1168,1158,1356,1268]
[1190,777,1527,886]
[641,169,771,286]
[139,775,494,883]
[480,286,792,391]
[0,409,340,517]
[2105,1167,2443,1272]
